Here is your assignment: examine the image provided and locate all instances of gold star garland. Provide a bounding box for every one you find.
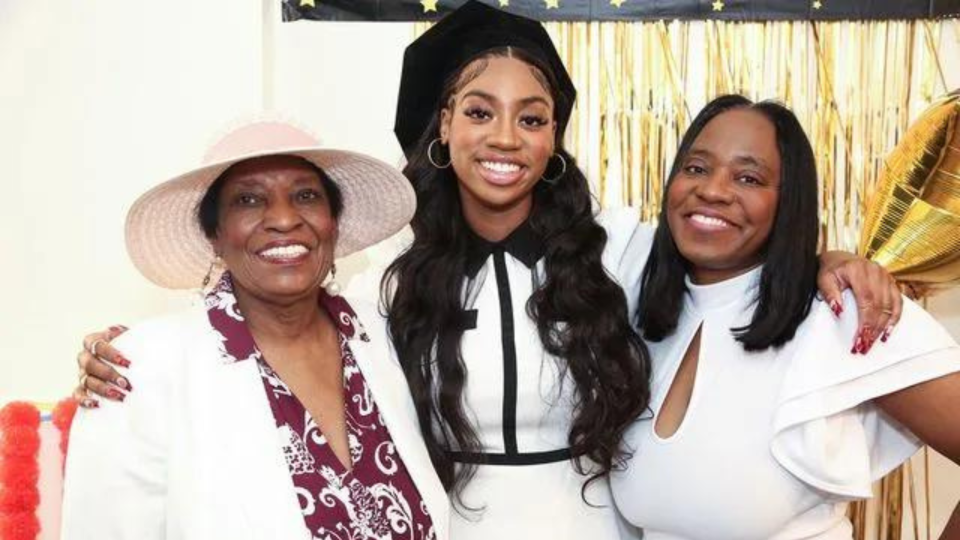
[299,0,315,7]
[420,0,438,13]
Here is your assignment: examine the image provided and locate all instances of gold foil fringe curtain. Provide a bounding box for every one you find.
[416,19,952,253]
[414,18,956,540]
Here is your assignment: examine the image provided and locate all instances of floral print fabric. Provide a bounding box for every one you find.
[205,273,436,540]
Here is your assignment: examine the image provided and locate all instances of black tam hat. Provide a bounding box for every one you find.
[393,0,576,159]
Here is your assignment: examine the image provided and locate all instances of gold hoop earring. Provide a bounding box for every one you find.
[541,153,568,185]
[427,138,451,169]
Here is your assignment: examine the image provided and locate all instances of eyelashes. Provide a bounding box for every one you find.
[461,107,550,129]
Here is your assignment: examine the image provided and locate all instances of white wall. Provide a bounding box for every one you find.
[0,3,957,537]
[0,0,263,402]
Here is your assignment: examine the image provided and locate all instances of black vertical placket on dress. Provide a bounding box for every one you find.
[450,221,575,466]
[492,247,518,455]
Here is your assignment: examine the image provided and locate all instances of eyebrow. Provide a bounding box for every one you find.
[686,147,772,172]
[461,89,552,109]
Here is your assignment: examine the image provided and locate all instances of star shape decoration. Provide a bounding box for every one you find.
[711,0,724,11]
[812,0,823,9]
[421,0,438,12]
[499,0,509,6]
[299,0,315,7]
[544,0,560,9]
[610,0,625,7]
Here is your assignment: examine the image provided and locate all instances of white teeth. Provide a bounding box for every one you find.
[481,160,521,173]
[690,214,731,228]
[259,244,308,259]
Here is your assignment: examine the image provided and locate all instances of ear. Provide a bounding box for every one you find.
[439,108,452,144]
[208,236,222,259]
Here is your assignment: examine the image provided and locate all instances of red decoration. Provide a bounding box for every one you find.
[0,488,39,513]
[0,401,41,540]
[0,429,39,460]
[0,405,39,432]
[51,398,79,464]
[0,512,40,540]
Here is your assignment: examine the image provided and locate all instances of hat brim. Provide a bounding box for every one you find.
[125,147,415,289]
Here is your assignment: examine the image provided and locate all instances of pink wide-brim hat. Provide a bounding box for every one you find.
[125,119,416,289]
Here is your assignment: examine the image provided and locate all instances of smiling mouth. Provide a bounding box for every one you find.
[687,213,735,231]
[480,160,521,173]
[477,159,525,185]
[257,244,310,262]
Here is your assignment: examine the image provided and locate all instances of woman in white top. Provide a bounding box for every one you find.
[611,94,960,539]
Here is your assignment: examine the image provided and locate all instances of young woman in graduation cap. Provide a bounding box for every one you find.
[73,2,903,538]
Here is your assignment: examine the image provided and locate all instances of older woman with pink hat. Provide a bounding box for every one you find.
[60,120,448,540]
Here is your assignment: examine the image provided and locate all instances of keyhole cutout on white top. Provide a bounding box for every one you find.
[654,325,702,439]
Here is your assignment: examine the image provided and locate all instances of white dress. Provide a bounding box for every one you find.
[436,208,653,540]
[610,267,960,539]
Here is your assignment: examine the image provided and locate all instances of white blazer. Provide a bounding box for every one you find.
[61,298,450,540]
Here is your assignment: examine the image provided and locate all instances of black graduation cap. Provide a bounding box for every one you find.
[393,0,577,159]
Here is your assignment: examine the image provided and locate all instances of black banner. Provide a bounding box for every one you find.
[282,0,960,22]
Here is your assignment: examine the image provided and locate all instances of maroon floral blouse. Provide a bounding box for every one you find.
[205,273,436,540]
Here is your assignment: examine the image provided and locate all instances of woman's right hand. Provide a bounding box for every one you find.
[74,326,132,408]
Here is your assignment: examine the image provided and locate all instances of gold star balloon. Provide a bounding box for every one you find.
[859,90,960,291]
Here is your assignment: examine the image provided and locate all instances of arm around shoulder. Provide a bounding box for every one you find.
[61,318,182,540]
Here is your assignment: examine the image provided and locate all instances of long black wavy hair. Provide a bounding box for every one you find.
[637,94,820,350]
[382,46,652,507]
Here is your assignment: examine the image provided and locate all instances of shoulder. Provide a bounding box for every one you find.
[114,308,208,353]
[803,290,956,349]
[596,207,656,299]
[110,307,211,382]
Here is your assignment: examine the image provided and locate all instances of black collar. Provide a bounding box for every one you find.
[464,220,546,279]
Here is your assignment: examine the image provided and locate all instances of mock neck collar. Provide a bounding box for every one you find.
[685,266,763,312]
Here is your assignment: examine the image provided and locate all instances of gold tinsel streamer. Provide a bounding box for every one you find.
[413,18,956,539]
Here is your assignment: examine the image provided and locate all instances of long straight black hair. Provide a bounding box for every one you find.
[637,94,820,350]
[382,46,652,507]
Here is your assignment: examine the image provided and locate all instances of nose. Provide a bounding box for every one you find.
[489,117,521,150]
[263,197,303,232]
[695,169,735,204]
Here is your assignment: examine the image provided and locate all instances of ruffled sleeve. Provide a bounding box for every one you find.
[597,207,656,318]
[770,293,960,499]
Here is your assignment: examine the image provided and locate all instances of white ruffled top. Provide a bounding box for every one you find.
[611,267,959,539]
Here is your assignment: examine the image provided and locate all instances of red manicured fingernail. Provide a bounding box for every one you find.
[851,336,862,354]
[116,356,131,368]
[830,300,843,317]
[116,377,130,390]
[881,326,893,342]
[107,389,126,401]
